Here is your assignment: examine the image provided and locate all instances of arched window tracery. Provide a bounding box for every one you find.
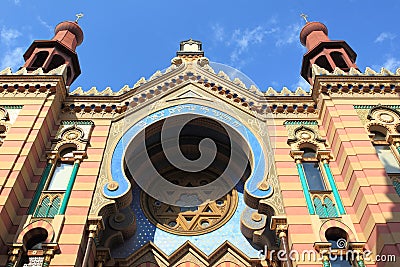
[288,125,345,217]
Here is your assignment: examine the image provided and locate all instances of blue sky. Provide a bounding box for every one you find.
[1,0,400,92]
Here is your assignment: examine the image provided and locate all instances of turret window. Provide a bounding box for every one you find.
[315,55,333,72]
[331,51,348,69]
[31,51,49,68]
[47,54,65,70]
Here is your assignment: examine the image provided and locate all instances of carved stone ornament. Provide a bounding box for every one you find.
[197,57,209,67]
[0,107,9,121]
[171,57,183,66]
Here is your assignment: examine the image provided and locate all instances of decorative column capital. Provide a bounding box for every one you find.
[87,217,104,238]
[7,244,23,266]
[42,243,60,266]
[313,241,332,253]
[73,150,86,163]
[46,150,59,163]
[95,248,111,267]
[387,134,400,146]
[348,242,365,251]
[317,150,331,162]
[290,150,304,161]
[270,216,288,234]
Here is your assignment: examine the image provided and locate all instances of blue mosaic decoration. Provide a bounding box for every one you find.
[110,181,261,258]
[104,104,271,199]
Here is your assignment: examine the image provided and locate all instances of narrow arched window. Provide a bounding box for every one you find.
[32,147,76,218]
[371,130,400,174]
[301,148,326,191]
[19,229,48,266]
[47,161,74,190]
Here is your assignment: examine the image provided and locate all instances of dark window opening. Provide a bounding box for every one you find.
[325,227,348,249]
[60,146,76,158]
[302,147,317,158]
[331,52,348,69]
[315,55,333,72]
[371,130,386,141]
[25,229,48,250]
[31,51,49,68]
[0,124,6,134]
[47,54,65,70]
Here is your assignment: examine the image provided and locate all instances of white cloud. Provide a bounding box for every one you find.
[275,23,302,47]
[230,26,276,64]
[14,0,20,4]
[375,32,396,43]
[37,16,53,34]
[212,23,224,42]
[0,47,24,70]
[1,27,21,45]
[210,18,303,68]
[382,57,400,72]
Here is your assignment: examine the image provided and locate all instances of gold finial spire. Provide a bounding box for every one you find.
[300,13,308,23]
[75,13,84,23]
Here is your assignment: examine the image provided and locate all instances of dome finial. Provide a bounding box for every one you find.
[300,13,309,23]
[75,13,84,23]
